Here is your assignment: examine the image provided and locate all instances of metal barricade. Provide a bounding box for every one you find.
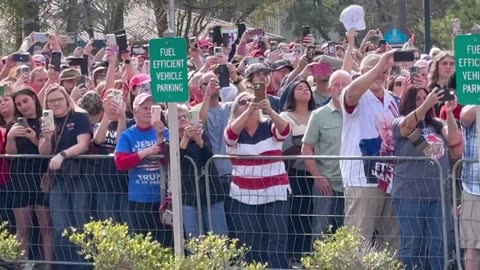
[452,158,480,270]
[0,154,201,269]
[204,155,449,269]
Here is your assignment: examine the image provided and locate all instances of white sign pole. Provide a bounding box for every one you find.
[476,108,480,169]
[165,0,184,257]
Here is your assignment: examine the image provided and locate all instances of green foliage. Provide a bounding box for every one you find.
[65,220,266,270]
[0,222,23,262]
[428,0,480,50]
[64,219,173,270]
[181,233,267,270]
[301,227,404,270]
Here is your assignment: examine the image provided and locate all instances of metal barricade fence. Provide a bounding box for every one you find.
[0,154,202,269]
[204,155,450,269]
[452,158,480,270]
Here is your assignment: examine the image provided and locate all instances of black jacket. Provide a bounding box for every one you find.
[180,138,228,207]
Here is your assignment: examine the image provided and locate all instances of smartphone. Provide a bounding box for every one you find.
[327,41,336,55]
[115,30,128,53]
[17,117,28,128]
[214,47,223,57]
[189,37,198,49]
[32,32,49,43]
[68,57,84,66]
[435,88,455,102]
[151,105,162,125]
[254,82,266,103]
[106,34,118,54]
[222,33,230,47]
[270,41,278,51]
[77,75,86,86]
[294,44,302,55]
[42,110,55,132]
[190,111,200,126]
[13,54,29,63]
[409,66,419,78]
[378,39,387,48]
[393,50,415,62]
[451,19,461,34]
[282,53,296,62]
[212,26,223,46]
[252,28,264,37]
[63,36,76,44]
[0,86,4,96]
[51,52,62,72]
[111,89,123,105]
[131,46,148,56]
[92,40,106,49]
[390,65,401,76]
[19,66,31,74]
[217,64,229,88]
[245,57,261,66]
[236,23,246,43]
[312,63,333,77]
[306,45,315,60]
[302,26,310,38]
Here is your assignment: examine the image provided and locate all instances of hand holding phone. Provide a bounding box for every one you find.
[393,50,415,62]
[253,82,266,103]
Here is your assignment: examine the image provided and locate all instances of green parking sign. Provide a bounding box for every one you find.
[455,35,480,105]
[149,38,189,103]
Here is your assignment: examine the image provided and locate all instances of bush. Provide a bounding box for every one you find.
[64,219,266,270]
[301,227,404,270]
[0,222,23,262]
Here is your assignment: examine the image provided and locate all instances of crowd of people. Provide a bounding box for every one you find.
[0,24,478,270]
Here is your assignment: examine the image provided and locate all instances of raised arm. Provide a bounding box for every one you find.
[343,49,395,107]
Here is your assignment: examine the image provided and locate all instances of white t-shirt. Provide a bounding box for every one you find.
[339,89,400,189]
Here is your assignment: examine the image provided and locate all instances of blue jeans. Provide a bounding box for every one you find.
[393,198,444,270]
[49,175,92,270]
[311,188,345,238]
[183,201,228,239]
[95,192,130,225]
[229,199,289,269]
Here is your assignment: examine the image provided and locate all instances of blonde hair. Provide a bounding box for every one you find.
[228,92,265,124]
[429,51,454,84]
[43,84,85,113]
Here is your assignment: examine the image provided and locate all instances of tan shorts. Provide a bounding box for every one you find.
[460,191,480,249]
[344,186,400,251]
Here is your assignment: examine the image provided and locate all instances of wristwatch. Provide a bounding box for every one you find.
[60,151,67,158]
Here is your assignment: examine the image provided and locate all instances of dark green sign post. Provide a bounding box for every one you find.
[455,35,480,105]
[149,38,189,103]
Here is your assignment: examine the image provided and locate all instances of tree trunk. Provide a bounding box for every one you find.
[65,0,80,33]
[112,0,125,32]
[152,0,168,36]
[83,0,95,38]
[23,0,40,36]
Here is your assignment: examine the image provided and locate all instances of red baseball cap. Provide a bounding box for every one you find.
[129,74,151,89]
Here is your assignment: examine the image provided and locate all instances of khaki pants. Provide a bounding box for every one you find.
[344,186,400,250]
[460,191,480,249]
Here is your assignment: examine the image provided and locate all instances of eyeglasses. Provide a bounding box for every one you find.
[47,97,65,104]
[394,81,403,87]
[238,98,252,106]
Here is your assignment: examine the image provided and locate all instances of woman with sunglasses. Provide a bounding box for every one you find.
[6,88,54,270]
[224,92,291,269]
[38,84,92,270]
[387,75,406,97]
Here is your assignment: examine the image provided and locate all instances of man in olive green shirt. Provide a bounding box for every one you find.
[302,70,352,239]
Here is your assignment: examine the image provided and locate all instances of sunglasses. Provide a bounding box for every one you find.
[238,98,252,106]
[394,81,403,87]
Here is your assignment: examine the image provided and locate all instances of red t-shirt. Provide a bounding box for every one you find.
[439,104,463,120]
[0,128,10,186]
